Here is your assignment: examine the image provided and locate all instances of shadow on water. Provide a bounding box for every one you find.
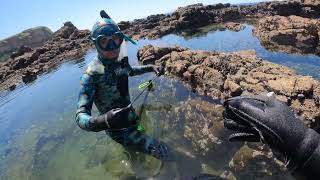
[0,21,317,179]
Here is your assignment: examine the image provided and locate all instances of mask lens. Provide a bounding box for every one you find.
[98,36,111,49]
[112,34,122,47]
[97,34,123,51]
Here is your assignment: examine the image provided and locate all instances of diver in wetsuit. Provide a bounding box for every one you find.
[223,93,320,180]
[75,11,169,160]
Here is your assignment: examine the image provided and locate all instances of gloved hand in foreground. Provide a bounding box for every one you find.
[223,94,320,179]
[152,65,165,76]
[89,105,132,131]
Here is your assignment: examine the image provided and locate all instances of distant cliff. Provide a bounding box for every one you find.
[0,27,53,62]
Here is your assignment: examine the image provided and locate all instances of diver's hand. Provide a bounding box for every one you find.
[104,106,131,126]
[223,94,320,171]
[90,106,131,129]
[152,65,165,76]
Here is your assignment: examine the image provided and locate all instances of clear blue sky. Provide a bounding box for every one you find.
[0,0,270,40]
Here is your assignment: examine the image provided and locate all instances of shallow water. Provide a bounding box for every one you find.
[1,23,319,180]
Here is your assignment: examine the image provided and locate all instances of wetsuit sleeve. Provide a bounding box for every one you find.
[128,64,154,76]
[75,73,96,131]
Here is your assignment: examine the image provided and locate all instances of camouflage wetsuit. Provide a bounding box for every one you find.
[75,57,169,159]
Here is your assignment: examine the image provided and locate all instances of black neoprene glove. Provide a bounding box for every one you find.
[152,65,165,76]
[89,106,131,131]
[223,95,320,178]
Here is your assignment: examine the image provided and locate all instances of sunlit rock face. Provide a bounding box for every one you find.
[138,45,320,129]
[254,15,320,56]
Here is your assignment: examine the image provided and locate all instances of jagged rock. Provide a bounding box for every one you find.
[0,26,52,62]
[224,79,242,96]
[0,22,92,91]
[11,57,31,70]
[240,0,320,18]
[266,76,316,97]
[52,21,77,39]
[137,45,187,64]
[254,15,320,55]
[22,69,38,83]
[268,1,303,16]
[138,45,320,128]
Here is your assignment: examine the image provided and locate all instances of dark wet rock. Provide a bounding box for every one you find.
[11,57,32,70]
[240,0,320,18]
[118,21,131,30]
[224,22,245,32]
[22,69,38,84]
[9,84,16,91]
[138,45,320,128]
[10,45,33,59]
[300,0,320,18]
[254,15,320,55]
[265,1,303,16]
[0,22,93,91]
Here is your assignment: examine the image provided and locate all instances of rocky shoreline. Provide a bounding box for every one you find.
[137,45,320,129]
[0,22,93,91]
[118,0,320,40]
[118,0,320,57]
[1,0,319,91]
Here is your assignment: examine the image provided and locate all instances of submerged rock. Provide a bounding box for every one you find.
[254,15,320,56]
[229,144,293,180]
[170,98,243,172]
[176,100,225,154]
[224,22,245,32]
[138,45,320,128]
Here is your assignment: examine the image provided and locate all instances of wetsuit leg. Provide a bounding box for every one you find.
[108,128,171,161]
[127,129,172,161]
